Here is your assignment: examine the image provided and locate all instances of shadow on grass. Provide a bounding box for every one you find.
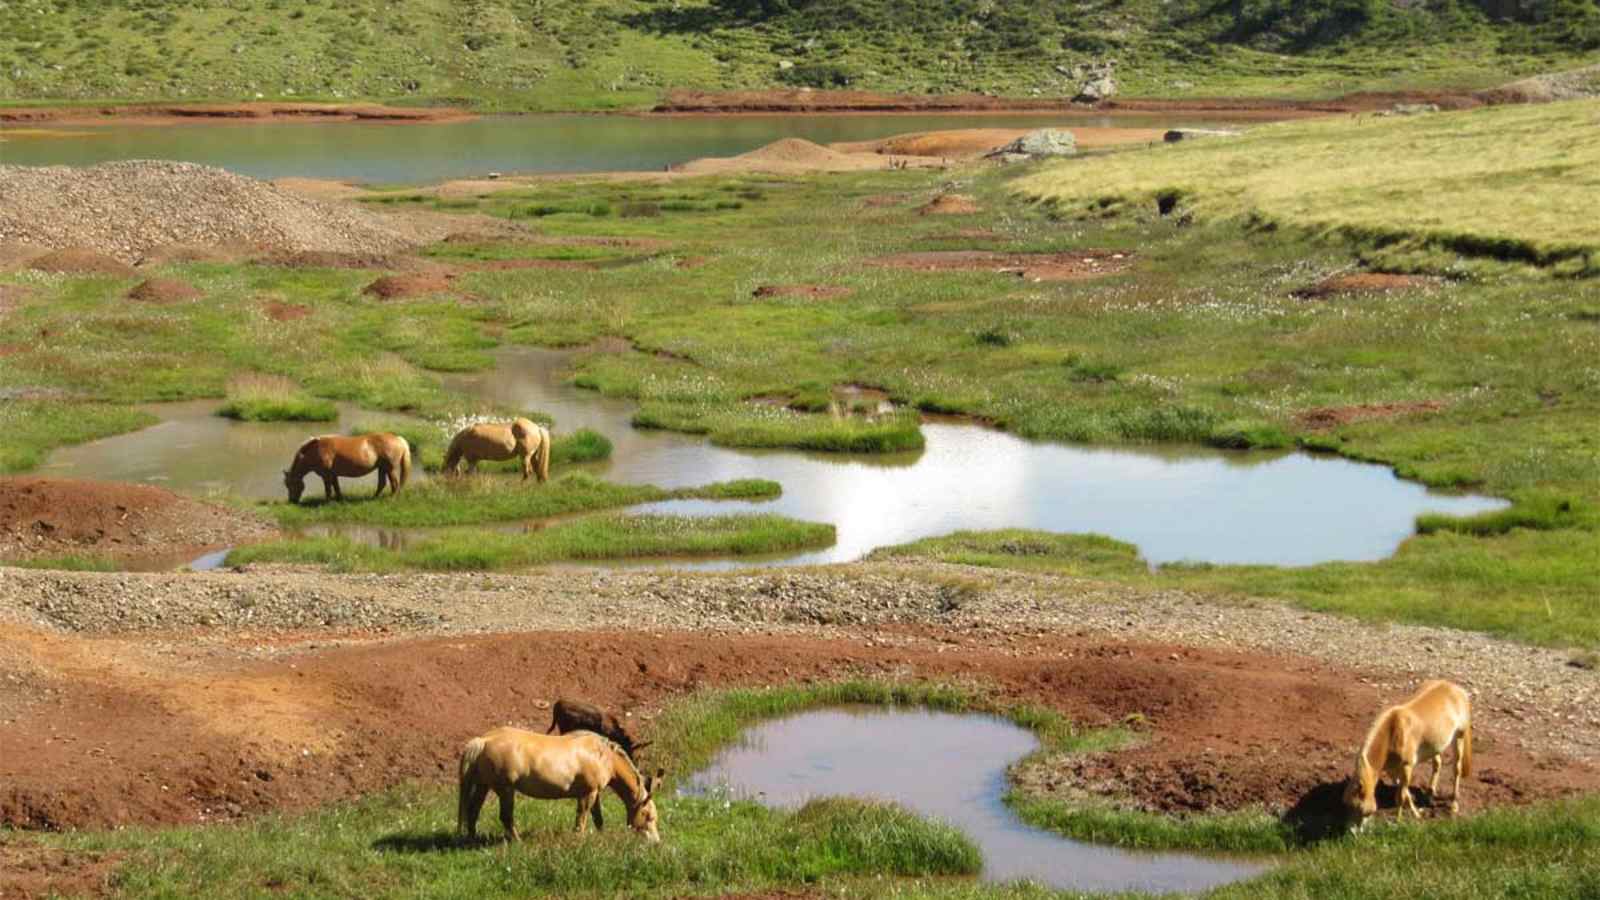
[373,830,492,854]
[1282,778,1450,845]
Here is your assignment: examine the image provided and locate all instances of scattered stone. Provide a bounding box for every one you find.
[985,128,1076,160]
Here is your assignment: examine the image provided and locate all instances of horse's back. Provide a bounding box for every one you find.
[1398,680,1470,753]
[471,726,605,796]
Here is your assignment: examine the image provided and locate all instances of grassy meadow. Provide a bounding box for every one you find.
[13,680,1600,898]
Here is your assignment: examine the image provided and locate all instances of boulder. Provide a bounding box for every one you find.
[1076,75,1118,103]
[986,128,1077,161]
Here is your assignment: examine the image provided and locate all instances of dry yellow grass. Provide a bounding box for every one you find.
[1016,99,1600,265]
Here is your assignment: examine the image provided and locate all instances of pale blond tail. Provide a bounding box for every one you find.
[1459,721,1473,778]
[396,439,412,489]
[457,737,487,835]
[534,426,551,483]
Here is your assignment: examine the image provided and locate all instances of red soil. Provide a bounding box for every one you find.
[870,249,1133,282]
[257,250,397,270]
[752,284,853,300]
[0,626,1591,833]
[0,477,271,563]
[1296,401,1447,430]
[126,278,201,304]
[27,248,137,278]
[0,841,121,899]
[363,272,454,300]
[261,300,311,321]
[0,102,473,127]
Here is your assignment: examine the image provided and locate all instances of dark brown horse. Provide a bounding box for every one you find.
[547,698,650,757]
[283,433,411,504]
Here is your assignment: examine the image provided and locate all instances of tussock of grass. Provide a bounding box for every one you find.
[266,472,780,528]
[635,404,926,454]
[216,374,336,423]
[229,513,833,571]
[1206,419,1293,450]
[1416,493,1588,536]
[1017,100,1600,269]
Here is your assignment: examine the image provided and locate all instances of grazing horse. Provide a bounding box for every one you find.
[547,698,651,758]
[1344,679,1473,826]
[457,727,663,842]
[443,418,551,482]
[282,433,411,504]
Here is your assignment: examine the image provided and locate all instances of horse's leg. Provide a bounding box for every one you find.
[1398,760,1420,819]
[375,465,389,498]
[575,792,595,834]
[321,473,336,500]
[465,783,490,838]
[521,451,532,481]
[1450,735,1466,815]
[590,795,605,831]
[1428,752,1444,799]
[497,788,519,841]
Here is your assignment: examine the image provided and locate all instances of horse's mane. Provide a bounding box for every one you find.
[570,729,646,791]
[1356,705,1399,778]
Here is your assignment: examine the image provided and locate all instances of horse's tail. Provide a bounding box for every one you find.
[533,425,551,484]
[458,737,487,835]
[396,438,412,489]
[1459,719,1473,779]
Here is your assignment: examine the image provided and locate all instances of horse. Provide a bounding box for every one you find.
[282,433,411,504]
[457,726,663,843]
[443,418,551,482]
[547,698,651,758]
[1344,679,1472,827]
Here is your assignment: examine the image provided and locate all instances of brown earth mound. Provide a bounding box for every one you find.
[27,248,137,278]
[1296,401,1447,430]
[126,278,201,304]
[261,300,311,321]
[1294,272,1437,299]
[752,284,853,300]
[918,194,981,216]
[0,161,419,264]
[871,250,1132,282]
[0,477,273,564]
[0,625,1590,832]
[258,250,398,270]
[363,272,454,299]
[0,841,121,899]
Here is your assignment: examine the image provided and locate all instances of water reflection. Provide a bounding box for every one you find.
[686,708,1267,893]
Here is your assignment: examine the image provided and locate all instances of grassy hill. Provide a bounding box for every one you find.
[0,0,1598,110]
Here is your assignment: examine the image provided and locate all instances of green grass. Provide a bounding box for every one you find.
[264,472,781,528]
[1018,100,1600,273]
[1,553,121,571]
[0,0,1594,110]
[0,400,157,473]
[633,404,927,454]
[228,512,834,571]
[216,374,338,422]
[874,527,1600,649]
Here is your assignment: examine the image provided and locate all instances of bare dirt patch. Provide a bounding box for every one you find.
[257,250,397,270]
[832,127,1166,159]
[0,477,273,564]
[752,284,853,300]
[135,242,259,266]
[261,300,311,321]
[677,138,933,176]
[27,248,137,278]
[0,102,472,127]
[0,841,121,899]
[0,283,34,311]
[918,194,981,216]
[1293,272,1438,299]
[676,255,712,270]
[870,249,1132,282]
[363,272,455,300]
[1295,401,1447,430]
[0,623,1590,831]
[127,278,201,304]
[860,195,908,209]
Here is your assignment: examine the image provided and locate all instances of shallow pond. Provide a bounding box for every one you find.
[3,111,1242,182]
[685,707,1266,893]
[41,346,1507,568]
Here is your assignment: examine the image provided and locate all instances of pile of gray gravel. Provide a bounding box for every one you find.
[0,160,419,263]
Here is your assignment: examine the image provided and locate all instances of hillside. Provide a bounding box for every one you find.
[1,0,1598,111]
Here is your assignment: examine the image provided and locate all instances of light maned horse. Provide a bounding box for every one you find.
[1344,679,1472,826]
[283,433,411,504]
[443,418,551,482]
[458,727,663,842]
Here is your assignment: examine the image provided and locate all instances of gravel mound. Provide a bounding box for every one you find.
[0,161,421,264]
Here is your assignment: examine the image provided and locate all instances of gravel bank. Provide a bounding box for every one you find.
[0,561,1593,764]
[0,161,421,263]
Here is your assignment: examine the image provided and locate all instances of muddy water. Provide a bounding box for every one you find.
[40,346,1507,568]
[685,708,1266,893]
[1,112,1246,182]
[448,347,1507,567]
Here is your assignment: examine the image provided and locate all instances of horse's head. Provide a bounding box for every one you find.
[1342,768,1378,825]
[628,767,665,843]
[283,469,305,504]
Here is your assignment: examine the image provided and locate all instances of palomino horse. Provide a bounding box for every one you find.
[443,418,551,482]
[282,433,411,504]
[1344,679,1472,826]
[458,727,663,842]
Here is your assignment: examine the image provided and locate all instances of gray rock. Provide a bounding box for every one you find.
[986,128,1077,161]
[1076,75,1117,103]
[777,60,794,71]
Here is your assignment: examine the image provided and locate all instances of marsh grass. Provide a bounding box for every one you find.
[215,374,337,422]
[264,473,781,529]
[3,553,120,571]
[635,404,926,454]
[0,400,157,473]
[228,513,834,571]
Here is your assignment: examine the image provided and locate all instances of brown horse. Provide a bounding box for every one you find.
[1344,679,1473,827]
[458,727,663,842]
[443,417,551,482]
[547,698,651,758]
[283,433,411,504]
